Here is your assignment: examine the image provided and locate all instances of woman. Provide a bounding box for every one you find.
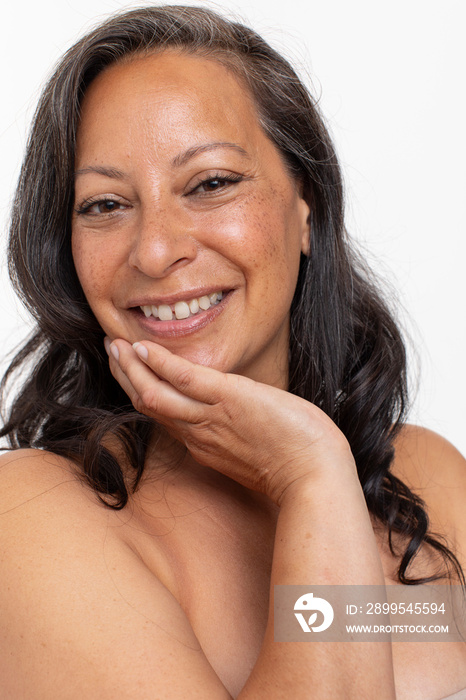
[0,6,465,698]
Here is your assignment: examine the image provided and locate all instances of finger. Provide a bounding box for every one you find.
[109,340,203,422]
[131,341,228,405]
[106,340,144,407]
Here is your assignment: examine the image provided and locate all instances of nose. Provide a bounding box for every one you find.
[128,206,198,278]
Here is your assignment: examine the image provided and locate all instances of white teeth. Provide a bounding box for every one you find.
[158,304,173,321]
[174,301,190,320]
[139,290,224,321]
[189,298,200,314]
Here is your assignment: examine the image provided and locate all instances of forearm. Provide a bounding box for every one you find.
[107,342,396,697]
[240,465,396,699]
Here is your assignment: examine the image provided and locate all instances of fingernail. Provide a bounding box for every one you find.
[133,342,148,360]
[104,337,111,356]
[109,343,119,362]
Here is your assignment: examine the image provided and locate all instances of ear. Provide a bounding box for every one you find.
[297,195,311,256]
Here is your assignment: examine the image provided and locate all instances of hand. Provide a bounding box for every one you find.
[106,338,354,503]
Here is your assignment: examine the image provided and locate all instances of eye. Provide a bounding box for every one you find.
[189,173,243,196]
[75,198,127,216]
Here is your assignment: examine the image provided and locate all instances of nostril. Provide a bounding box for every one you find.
[166,256,194,273]
[129,232,197,278]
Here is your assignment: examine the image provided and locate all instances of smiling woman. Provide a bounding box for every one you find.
[0,5,465,700]
[71,50,309,383]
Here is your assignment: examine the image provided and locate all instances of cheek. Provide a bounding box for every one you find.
[209,193,302,343]
[235,191,302,286]
[209,191,302,273]
[71,232,117,304]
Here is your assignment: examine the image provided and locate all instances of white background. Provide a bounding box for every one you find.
[1,0,465,454]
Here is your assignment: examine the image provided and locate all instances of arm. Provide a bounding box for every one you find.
[107,339,396,698]
[241,473,395,699]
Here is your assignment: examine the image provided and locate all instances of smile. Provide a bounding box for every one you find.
[140,291,223,321]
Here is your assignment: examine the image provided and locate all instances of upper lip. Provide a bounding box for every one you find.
[126,286,230,309]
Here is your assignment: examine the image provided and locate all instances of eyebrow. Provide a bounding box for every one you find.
[74,166,126,179]
[74,142,250,179]
[172,142,250,167]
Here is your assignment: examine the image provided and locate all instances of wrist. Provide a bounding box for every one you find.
[270,442,357,507]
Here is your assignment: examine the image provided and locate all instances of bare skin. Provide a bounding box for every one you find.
[0,51,465,698]
[0,414,465,698]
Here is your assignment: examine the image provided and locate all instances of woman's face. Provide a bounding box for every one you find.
[72,51,310,389]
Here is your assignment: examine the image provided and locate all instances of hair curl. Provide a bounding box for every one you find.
[1,5,462,585]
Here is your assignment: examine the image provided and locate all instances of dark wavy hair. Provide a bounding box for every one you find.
[0,5,462,584]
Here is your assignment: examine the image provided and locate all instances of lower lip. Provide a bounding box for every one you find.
[129,292,232,339]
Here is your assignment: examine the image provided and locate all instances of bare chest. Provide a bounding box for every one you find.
[123,490,466,699]
[183,556,466,699]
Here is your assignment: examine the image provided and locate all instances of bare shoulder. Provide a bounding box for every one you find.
[0,448,110,543]
[392,424,466,502]
[0,446,80,482]
[0,448,230,699]
[392,425,466,562]
[387,430,466,697]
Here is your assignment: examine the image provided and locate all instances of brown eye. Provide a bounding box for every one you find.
[75,198,127,216]
[96,200,121,213]
[190,174,243,196]
[200,179,225,191]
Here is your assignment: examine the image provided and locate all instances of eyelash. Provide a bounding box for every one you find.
[187,173,244,195]
[74,173,244,216]
[74,198,125,216]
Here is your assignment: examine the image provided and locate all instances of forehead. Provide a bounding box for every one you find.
[76,50,267,164]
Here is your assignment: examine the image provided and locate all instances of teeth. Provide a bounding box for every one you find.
[158,304,173,321]
[139,290,224,321]
[174,301,190,320]
[189,298,199,314]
